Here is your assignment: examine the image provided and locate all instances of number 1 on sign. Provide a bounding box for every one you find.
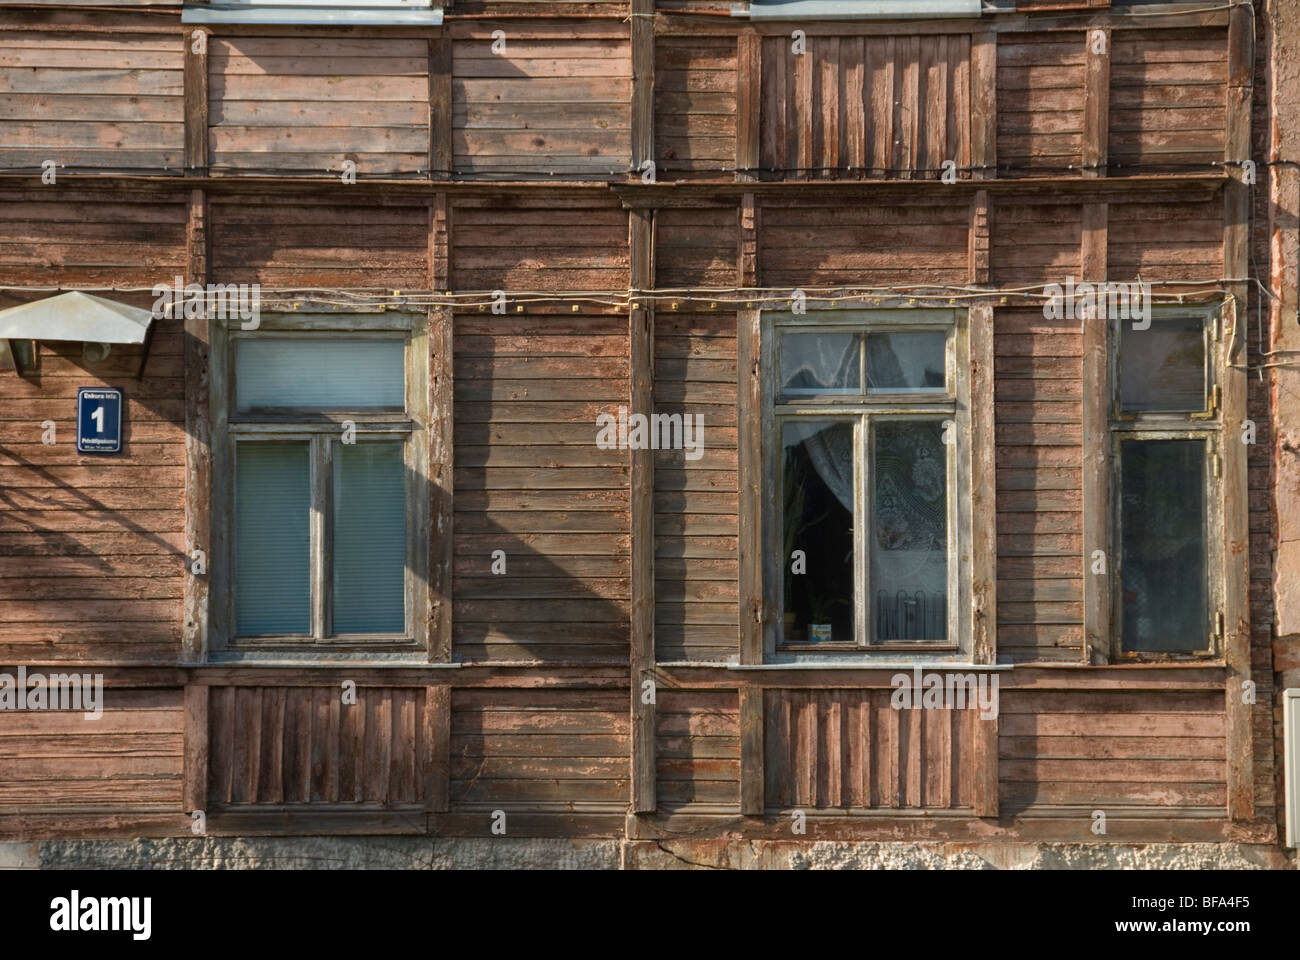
[90,405,104,433]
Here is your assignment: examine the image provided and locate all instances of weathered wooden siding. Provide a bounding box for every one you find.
[760,34,971,179]
[999,690,1226,811]
[209,36,430,176]
[0,193,188,286]
[0,687,184,811]
[759,202,969,286]
[655,37,736,179]
[452,310,630,662]
[209,196,429,288]
[450,195,629,290]
[1109,29,1227,169]
[208,686,426,808]
[653,311,738,663]
[654,208,736,289]
[997,32,1084,175]
[451,24,631,179]
[450,688,628,805]
[1107,196,1224,282]
[0,312,185,664]
[656,689,739,807]
[994,306,1083,664]
[0,30,184,171]
[764,689,977,810]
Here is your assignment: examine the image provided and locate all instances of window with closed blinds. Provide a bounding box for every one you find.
[215,314,430,655]
[235,442,311,636]
[333,441,406,634]
[235,337,405,410]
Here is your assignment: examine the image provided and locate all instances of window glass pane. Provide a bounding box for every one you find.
[333,441,406,634]
[865,331,947,392]
[236,338,404,410]
[1120,315,1205,412]
[781,333,860,394]
[1119,439,1208,652]
[782,421,855,643]
[236,442,310,635]
[871,420,947,642]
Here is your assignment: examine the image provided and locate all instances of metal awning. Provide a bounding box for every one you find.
[737,0,981,18]
[182,0,444,25]
[0,292,156,377]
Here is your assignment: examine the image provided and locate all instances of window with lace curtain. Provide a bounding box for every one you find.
[762,309,972,659]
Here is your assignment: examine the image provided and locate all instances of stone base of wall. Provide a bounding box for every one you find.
[6,838,1295,870]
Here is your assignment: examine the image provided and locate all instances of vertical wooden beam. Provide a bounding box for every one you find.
[1223,0,1254,822]
[631,0,654,178]
[1082,28,1110,178]
[183,189,210,664]
[969,30,997,179]
[429,31,453,179]
[968,189,990,284]
[740,687,764,815]
[737,193,762,665]
[429,197,453,663]
[1080,201,1110,665]
[630,209,656,814]
[969,301,996,666]
[970,299,998,818]
[424,685,450,812]
[183,26,208,173]
[183,684,209,814]
[736,30,761,182]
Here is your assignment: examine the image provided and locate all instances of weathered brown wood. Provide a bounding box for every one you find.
[182,187,209,664]
[1081,28,1109,177]
[630,207,656,813]
[430,307,453,663]
[739,685,763,814]
[737,304,762,665]
[430,31,452,179]
[970,31,997,179]
[969,189,990,282]
[631,0,654,178]
[183,26,208,173]
[424,685,450,812]
[182,683,208,814]
[735,30,759,182]
[970,301,997,666]
[1220,3,1252,821]
[1080,201,1109,666]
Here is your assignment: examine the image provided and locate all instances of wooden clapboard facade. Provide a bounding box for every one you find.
[0,0,1290,856]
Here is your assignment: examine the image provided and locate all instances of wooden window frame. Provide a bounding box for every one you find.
[1107,303,1224,662]
[759,308,975,663]
[208,311,431,660]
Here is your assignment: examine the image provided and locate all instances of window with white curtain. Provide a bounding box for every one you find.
[211,314,429,656]
[763,309,971,659]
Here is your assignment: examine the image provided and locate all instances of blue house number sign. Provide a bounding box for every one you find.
[76,387,123,455]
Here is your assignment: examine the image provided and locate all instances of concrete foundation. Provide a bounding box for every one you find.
[7,838,1294,870]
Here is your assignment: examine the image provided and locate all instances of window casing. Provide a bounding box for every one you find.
[761,309,973,663]
[1109,305,1223,660]
[210,312,430,659]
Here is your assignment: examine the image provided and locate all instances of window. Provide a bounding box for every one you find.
[1110,306,1222,658]
[763,310,972,661]
[210,313,430,657]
